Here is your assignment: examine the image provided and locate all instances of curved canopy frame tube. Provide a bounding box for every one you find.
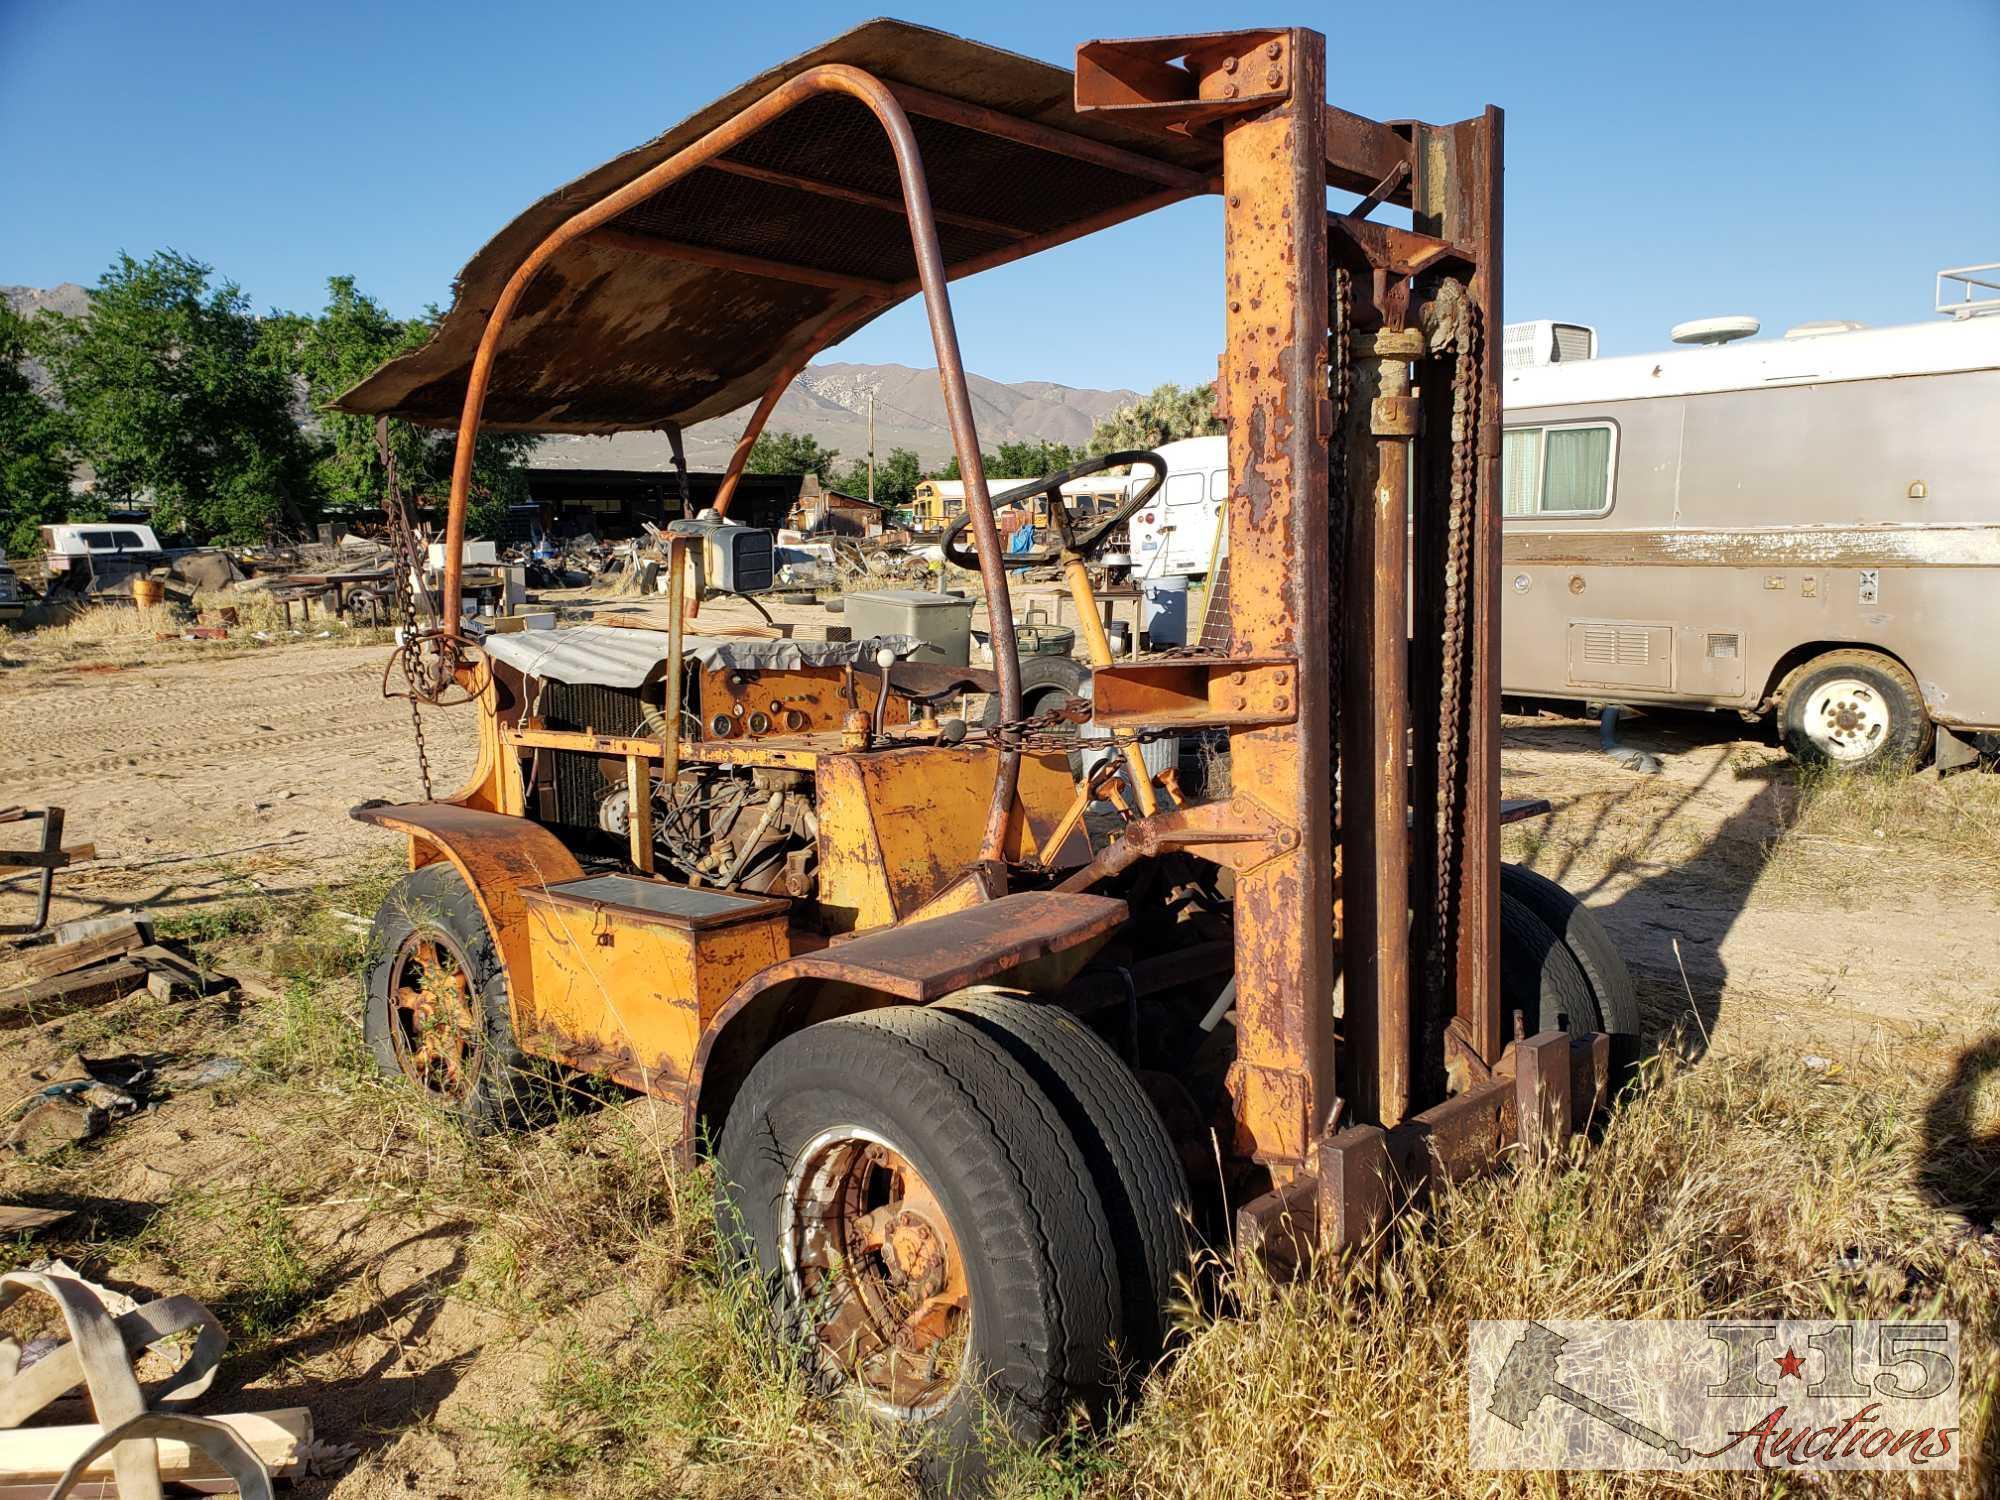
[439,63,1026,862]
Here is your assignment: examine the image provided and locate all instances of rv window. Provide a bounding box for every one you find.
[1165,472,1205,506]
[1209,468,1229,503]
[1502,423,1615,517]
[111,530,148,550]
[83,531,119,551]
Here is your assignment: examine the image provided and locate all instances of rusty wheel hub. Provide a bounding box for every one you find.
[783,1130,971,1416]
[387,931,483,1102]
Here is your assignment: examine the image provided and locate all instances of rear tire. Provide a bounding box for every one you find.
[1500,865,1640,1034]
[714,1007,1121,1465]
[364,862,543,1130]
[1499,894,1601,1035]
[1777,649,1929,769]
[936,991,1190,1374]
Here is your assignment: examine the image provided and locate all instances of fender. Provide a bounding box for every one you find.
[685,890,1127,1159]
[351,802,583,1030]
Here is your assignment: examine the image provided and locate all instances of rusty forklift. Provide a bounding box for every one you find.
[335,21,1638,1456]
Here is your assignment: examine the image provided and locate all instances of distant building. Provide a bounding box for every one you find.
[521,466,805,538]
[788,476,884,538]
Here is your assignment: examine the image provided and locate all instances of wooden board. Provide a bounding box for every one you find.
[12,922,145,984]
[0,961,148,1031]
[0,1204,71,1236]
[0,1408,309,1490]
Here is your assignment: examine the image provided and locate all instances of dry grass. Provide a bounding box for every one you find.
[16,869,1999,1496]
[1764,765,2000,908]
[6,587,389,665]
[991,1034,2000,1499]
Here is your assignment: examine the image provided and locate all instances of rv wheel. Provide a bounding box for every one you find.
[1777,649,1929,769]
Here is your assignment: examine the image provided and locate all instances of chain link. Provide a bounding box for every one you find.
[989,696,1177,755]
[1328,268,1353,825]
[376,420,441,801]
[1431,285,1481,1007]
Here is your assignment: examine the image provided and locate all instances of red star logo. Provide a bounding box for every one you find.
[1774,1348,1806,1380]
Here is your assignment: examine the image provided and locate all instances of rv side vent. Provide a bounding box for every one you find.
[1583,625,1652,666]
[1706,632,1740,660]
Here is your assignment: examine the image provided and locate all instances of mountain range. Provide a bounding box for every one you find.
[5,285,1140,475]
[535,361,1139,475]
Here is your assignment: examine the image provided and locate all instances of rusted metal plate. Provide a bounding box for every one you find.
[816,746,1086,931]
[518,881,788,1098]
[1208,28,1337,1172]
[330,20,1218,433]
[730,891,1127,1003]
[1089,657,1299,730]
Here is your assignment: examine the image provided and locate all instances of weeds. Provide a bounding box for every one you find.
[134,1184,328,1348]
[993,1038,1999,1498]
[1765,762,2000,905]
[16,842,1998,1495]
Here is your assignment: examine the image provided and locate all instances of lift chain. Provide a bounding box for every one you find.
[1328,267,1353,826]
[990,696,1175,755]
[375,419,440,801]
[1429,283,1481,1037]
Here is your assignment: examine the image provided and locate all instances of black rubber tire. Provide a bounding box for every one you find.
[1499,893,1602,1035]
[1776,648,1930,769]
[364,862,542,1130]
[1500,865,1641,1034]
[714,1006,1122,1461]
[979,653,1092,725]
[936,991,1190,1374]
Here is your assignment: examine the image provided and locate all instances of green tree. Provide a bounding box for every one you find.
[258,277,533,540]
[745,430,839,483]
[991,438,1078,480]
[1088,382,1221,454]
[0,304,75,557]
[929,449,996,483]
[34,251,319,543]
[835,447,921,513]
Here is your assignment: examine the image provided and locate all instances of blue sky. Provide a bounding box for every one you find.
[4,0,1997,392]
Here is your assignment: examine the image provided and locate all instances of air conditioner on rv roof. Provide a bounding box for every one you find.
[1502,320,1597,370]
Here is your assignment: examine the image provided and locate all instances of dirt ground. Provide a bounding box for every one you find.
[1,597,1996,1495]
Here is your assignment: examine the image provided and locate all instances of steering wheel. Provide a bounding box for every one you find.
[940,450,1166,570]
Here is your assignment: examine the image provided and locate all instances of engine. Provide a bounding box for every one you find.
[598,764,817,898]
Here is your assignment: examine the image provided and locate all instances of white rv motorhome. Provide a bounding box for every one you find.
[1124,434,1228,580]
[1501,268,2000,767]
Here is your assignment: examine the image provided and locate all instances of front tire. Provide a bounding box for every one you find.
[1777,649,1929,769]
[714,1007,1122,1462]
[936,991,1190,1374]
[1500,864,1640,1034]
[1499,893,1601,1035]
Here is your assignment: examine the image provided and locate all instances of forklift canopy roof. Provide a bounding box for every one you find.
[332,20,1219,434]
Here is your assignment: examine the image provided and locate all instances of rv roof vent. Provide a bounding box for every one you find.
[1671,315,1760,346]
[1784,320,1868,338]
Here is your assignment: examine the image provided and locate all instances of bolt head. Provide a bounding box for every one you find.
[1266,66,1282,87]
[1221,82,1237,98]
[1222,55,1239,73]
[1265,40,1282,58]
